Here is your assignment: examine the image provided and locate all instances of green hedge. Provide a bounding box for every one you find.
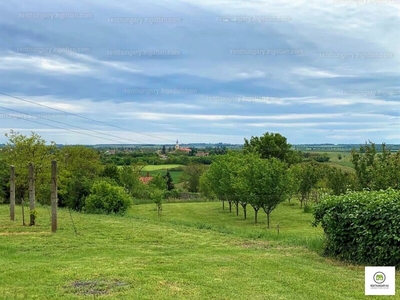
[313,189,400,267]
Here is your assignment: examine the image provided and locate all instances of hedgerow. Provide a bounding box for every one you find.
[313,189,400,267]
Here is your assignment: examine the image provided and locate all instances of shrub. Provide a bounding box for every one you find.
[84,180,132,215]
[313,189,400,267]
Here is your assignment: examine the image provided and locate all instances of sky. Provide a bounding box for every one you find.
[0,0,399,145]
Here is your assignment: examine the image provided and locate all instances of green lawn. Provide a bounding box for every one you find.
[0,202,398,299]
[141,164,183,171]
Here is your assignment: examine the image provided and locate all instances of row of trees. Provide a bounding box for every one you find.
[0,131,177,215]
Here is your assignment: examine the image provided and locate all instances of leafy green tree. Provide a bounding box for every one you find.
[150,188,164,218]
[149,173,167,190]
[351,142,400,190]
[84,180,132,215]
[0,158,10,203]
[326,167,350,195]
[180,163,207,192]
[161,145,166,155]
[351,141,376,189]
[57,145,103,210]
[291,162,320,208]
[119,165,141,196]
[247,158,289,228]
[3,130,57,206]
[164,170,174,191]
[200,153,236,211]
[101,165,120,184]
[243,132,301,165]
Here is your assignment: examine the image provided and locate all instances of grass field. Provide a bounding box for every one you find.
[141,164,183,171]
[140,164,184,187]
[0,202,398,299]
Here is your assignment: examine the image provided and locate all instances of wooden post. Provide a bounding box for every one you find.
[277,224,280,234]
[51,161,58,233]
[28,162,35,226]
[10,165,15,221]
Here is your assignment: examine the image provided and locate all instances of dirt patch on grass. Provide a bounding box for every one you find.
[65,279,129,296]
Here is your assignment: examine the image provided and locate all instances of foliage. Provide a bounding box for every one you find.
[119,165,141,196]
[84,180,132,215]
[164,170,174,190]
[243,132,301,165]
[313,189,400,267]
[150,188,164,217]
[100,164,120,184]
[290,162,321,208]
[180,163,207,192]
[3,130,57,204]
[350,142,400,190]
[56,146,103,210]
[58,171,93,211]
[247,157,289,228]
[0,158,10,203]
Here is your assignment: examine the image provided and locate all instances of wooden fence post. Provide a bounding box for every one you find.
[28,162,35,226]
[51,161,58,233]
[10,165,15,221]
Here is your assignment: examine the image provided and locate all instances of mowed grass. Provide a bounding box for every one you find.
[0,202,398,299]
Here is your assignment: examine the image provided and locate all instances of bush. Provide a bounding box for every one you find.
[313,189,400,267]
[84,180,132,215]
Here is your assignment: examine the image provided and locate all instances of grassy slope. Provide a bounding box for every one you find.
[0,203,398,299]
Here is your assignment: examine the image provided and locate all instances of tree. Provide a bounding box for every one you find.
[243,132,300,165]
[247,158,289,228]
[56,145,103,210]
[180,163,207,192]
[351,141,376,189]
[101,165,120,184]
[163,170,174,191]
[3,130,57,215]
[0,158,10,203]
[351,142,400,190]
[84,180,132,215]
[150,188,164,218]
[161,145,166,155]
[291,162,320,208]
[200,153,237,211]
[189,147,197,157]
[119,165,141,196]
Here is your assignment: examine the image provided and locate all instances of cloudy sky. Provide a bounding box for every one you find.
[0,0,399,145]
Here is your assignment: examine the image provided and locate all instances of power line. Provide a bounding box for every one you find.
[0,104,144,144]
[0,92,175,143]
[0,111,130,144]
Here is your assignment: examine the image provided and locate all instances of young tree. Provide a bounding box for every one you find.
[180,163,207,192]
[163,170,174,191]
[291,162,320,208]
[200,152,239,212]
[248,158,289,228]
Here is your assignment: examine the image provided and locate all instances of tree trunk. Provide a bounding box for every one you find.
[228,201,232,213]
[267,213,270,229]
[241,203,247,220]
[222,200,225,210]
[254,208,259,223]
[235,201,239,216]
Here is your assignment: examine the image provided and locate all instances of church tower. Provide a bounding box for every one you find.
[175,139,179,150]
